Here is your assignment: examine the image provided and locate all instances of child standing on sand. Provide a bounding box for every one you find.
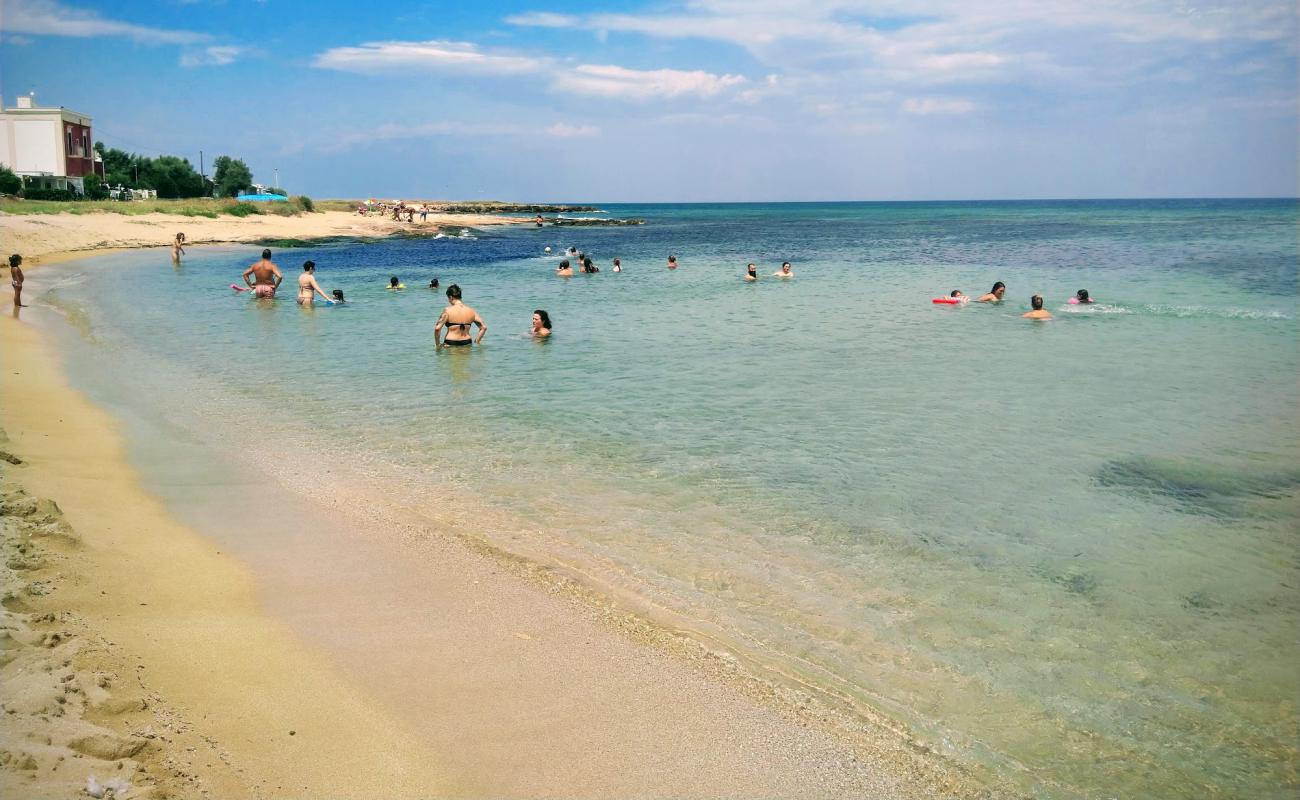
[9,254,25,307]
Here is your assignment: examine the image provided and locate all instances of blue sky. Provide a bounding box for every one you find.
[2,0,1296,201]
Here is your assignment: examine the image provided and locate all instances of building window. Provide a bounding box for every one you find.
[67,131,73,154]
[82,134,88,156]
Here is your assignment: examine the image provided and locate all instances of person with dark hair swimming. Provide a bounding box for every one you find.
[242,249,282,298]
[612,258,622,273]
[388,276,405,290]
[773,261,793,278]
[667,255,679,270]
[532,310,552,338]
[429,277,440,290]
[331,289,345,304]
[582,257,599,273]
[556,259,574,277]
[296,260,331,306]
[977,281,1006,302]
[1023,294,1052,320]
[1071,289,1093,304]
[435,284,486,347]
[744,263,758,282]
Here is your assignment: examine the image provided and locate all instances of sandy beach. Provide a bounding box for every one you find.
[0,232,996,797]
[0,208,531,267]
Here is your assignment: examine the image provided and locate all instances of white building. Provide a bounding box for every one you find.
[0,93,104,193]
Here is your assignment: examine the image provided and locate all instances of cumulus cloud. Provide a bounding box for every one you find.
[3,0,206,44]
[902,97,975,115]
[551,64,747,99]
[314,40,544,76]
[180,45,244,68]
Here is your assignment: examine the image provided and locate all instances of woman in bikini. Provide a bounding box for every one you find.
[297,261,331,306]
[977,281,1006,302]
[171,233,186,264]
[434,284,487,347]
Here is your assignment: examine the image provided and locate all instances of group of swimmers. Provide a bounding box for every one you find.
[941,282,1095,319]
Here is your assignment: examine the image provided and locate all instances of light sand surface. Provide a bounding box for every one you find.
[0,208,526,267]
[1,272,1000,798]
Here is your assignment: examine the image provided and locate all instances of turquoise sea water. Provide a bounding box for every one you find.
[37,200,1300,798]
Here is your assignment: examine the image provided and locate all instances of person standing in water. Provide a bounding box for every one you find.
[667,255,679,270]
[296,261,331,306]
[171,233,186,264]
[612,258,622,272]
[242,249,282,298]
[532,309,552,337]
[1023,294,1052,320]
[773,261,793,278]
[556,259,574,277]
[9,254,25,308]
[434,284,487,347]
[978,281,1006,302]
[744,263,758,282]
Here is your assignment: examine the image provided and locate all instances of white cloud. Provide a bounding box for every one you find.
[546,122,600,138]
[504,12,578,28]
[4,0,206,44]
[313,40,545,76]
[180,45,244,68]
[552,64,746,99]
[902,97,975,115]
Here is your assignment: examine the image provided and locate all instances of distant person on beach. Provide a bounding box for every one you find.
[977,282,1006,303]
[556,259,574,277]
[296,261,331,306]
[612,258,621,272]
[429,277,440,289]
[171,233,186,264]
[331,289,346,304]
[1023,295,1052,320]
[744,263,758,282]
[9,254,25,308]
[434,284,486,348]
[532,309,552,338]
[773,262,793,278]
[388,276,405,290]
[1071,289,1094,304]
[667,255,678,270]
[420,205,429,222]
[242,249,282,298]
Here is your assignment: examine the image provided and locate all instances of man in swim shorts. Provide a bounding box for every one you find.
[242,249,282,298]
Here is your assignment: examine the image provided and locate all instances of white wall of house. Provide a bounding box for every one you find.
[7,118,61,175]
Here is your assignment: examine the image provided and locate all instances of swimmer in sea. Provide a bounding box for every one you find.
[773,261,793,278]
[9,254,26,308]
[532,309,552,338]
[171,233,186,264]
[667,255,678,270]
[977,281,1006,303]
[434,284,486,348]
[296,260,331,306]
[744,263,758,282]
[950,290,969,303]
[1072,289,1093,304]
[331,289,345,304]
[556,259,574,277]
[242,249,282,298]
[429,277,440,289]
[388,276,405,290]
[612,258,621,272]
[1023,294,1052,320]
[582,257,599,273]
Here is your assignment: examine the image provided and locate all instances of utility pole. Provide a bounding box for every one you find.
[273,168,279,189]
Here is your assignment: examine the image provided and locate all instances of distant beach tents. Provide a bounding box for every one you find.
[236,193,289,202]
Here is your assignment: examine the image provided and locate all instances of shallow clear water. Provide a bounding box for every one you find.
[39,200,1300,798]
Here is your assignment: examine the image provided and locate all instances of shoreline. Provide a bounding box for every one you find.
[0,208,533,269]
[0,248,1005,797]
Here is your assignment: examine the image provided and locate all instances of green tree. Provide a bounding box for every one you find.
[212,155,253,197]
[0,165,21,195]
[82,173,109,200]
[144,156,205,198]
